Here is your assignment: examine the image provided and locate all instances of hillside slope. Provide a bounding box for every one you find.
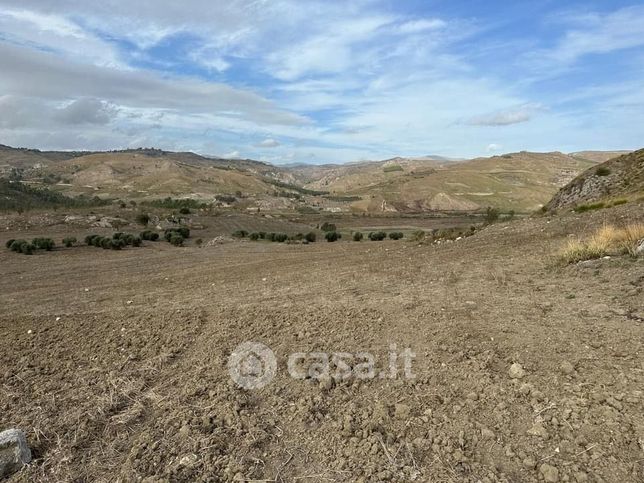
[314,152,599,213]
[546,149,644,211]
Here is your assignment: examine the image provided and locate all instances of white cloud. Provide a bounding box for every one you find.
[256,138,280,148]
[486,143,502,152]
[466,103,544,126]
[397,18,446,34]
[222,150,241,159]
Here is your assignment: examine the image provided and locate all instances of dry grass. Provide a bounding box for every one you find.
[560,223,644,264]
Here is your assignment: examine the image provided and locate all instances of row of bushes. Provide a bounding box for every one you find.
[85,233,142,250]
[164,227,190,246]
[6,237,55,255]
[234,230,317,243]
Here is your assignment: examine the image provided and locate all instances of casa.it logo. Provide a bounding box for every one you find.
[227,341,277,390]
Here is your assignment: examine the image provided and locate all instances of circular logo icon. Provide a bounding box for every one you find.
[228,341,277,390]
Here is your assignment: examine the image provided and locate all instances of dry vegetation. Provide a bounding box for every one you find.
[559,223,644,263]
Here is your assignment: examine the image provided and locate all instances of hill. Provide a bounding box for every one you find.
[546,149,644,211]
[301,151,600,213]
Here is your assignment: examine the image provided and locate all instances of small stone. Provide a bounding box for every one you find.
[26,330,32,335]
[394,403,411,420]
[560,361,575,375]
[509,363,526,379]
[522,456,536,469]
[519,383,532,395]
[539,463,560,482]
[0,429,32,479]
[527,423,549,439]
[574,471,588,482]
[481,428,495,440]
[179,454,198,467]
[319,375,334,391]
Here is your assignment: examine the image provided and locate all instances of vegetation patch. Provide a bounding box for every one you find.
[559,223,644,264]
[383,164,404,173]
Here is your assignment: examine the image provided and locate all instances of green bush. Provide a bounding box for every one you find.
[179,207,191,214]
[249,232,260,241]
[9,240,27,252]
[368,231,387,241]
[485,207,500,224]
[320,222,337,232]
[575,202,605,213]
[388,232,404,240]
[305,232,316,242]
[195,238,203,247]
[135,213,150,226]
[164,227,190,241]
[353,232,363,241]
[112,232,124,240]
[273,233,288,243]
[19,242,35,255]
[595,166,611,176]
[140,230,159,241]
[100,238,113,249]
[85,234,98,245]
[32,237,55,251]
[325,231,340,242]
[5,239,16,249]
[131,236,142,247]
[232,230,248,238]
[63,237,77,248]
[168,233,184,246]
[111,239,126,250]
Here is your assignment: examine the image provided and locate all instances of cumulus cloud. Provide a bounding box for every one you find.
[466,104,544,127]
[222,150,241,159]
[56,98,118,125]
[486,143,502,152]
[256,138,280,148]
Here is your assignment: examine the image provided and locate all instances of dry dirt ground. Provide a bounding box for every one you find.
[1,205,643,482]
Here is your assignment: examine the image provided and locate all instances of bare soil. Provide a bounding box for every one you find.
[1,205,643,482]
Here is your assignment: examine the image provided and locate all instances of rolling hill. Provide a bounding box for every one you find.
[546,149,644,211]
[0,143,633,213]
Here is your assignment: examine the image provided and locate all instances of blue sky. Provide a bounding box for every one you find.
[0,0,643,163]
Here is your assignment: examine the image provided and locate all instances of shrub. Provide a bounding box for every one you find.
[320,222,337,232]
[140,230,159,241]
[5,239,16,249]
[232,230,248,238]
[389,232,404,240]
[383,164,403,173]
[249,232,260,241]
[575,202,605,213]
[485,207,500,224]
[85,234,99,245]
[410,231,425,242]
[559,223,644,263]
[258,232,267,239]
[612,199,628,206]
[353,231,364,242]
[32,237,55,251]
[595,166,611,176]
[9,240,27,252]
[112,232,124,240]
[305,232,316,243]
[179,207,191,215]
[168,233,184,246]
[164,227,190,241]
[63,237,77,248]
[368,231,387,241]
[325,231,340,242]
[20,243,35,255]
[131,236,142,247]
[135,213,150,226]
[111,239,126,250]
[100,238,113,249]
[195,238,203,247]
[273,233,288,243]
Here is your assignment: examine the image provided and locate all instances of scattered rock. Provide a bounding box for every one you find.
[319,375,334,391]
[481,428,495,440]
[527,423,549,439]
[636,239,644,256]
[539,463,560,482]
[509,363,526,379]
[179,454,198,467]
[0,429,32,479]
[560,361,575,375]
[394,403,411,420]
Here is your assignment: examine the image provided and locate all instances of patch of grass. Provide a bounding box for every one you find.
[574,202,606,213]
[611,199,628,207]
[595,166,611,176]
[559,223,644,264]
[383,164,403,173]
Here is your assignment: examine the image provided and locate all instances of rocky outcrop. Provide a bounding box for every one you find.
[546,149,644,211]
[0,429,32,478]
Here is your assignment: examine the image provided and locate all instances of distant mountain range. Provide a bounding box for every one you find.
[0,143,634,213]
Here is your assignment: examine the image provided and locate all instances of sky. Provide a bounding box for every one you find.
[0,0,643,164]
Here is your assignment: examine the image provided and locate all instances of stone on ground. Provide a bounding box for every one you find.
[0,429,32,478]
